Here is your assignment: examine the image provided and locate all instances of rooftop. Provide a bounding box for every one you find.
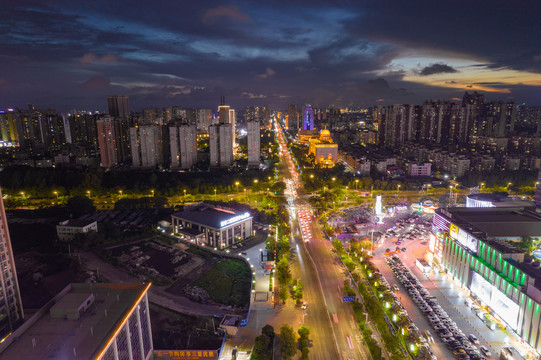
[0,283,150,360]
[58,218,96,227]
[438,207,541,239]
[172,203,252,229]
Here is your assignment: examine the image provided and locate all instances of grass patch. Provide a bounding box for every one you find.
[191,259,251,307]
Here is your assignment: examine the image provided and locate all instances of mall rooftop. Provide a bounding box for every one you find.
[438,207,541,240]
[0,283,150,360]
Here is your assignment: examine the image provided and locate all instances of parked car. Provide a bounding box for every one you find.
[480,346,491,357]
[468,334,479,344]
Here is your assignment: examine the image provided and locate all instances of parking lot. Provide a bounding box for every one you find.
[372,212,526,360]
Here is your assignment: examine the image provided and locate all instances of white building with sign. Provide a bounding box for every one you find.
[171,203,253,249]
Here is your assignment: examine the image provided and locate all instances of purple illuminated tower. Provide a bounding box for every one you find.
[303,105,314,130]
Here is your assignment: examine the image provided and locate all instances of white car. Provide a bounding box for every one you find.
[301,302,308,310]
[480,346,491,357]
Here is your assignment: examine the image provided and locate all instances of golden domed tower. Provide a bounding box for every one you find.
[319,127,332,143]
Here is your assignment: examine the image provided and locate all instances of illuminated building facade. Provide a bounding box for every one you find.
[430,207,541,354]
[308,128,338,167]
[0,283,153,360]
[171,203,253,248]
[303,105,314,131]
[209,123,233,168]
[0,188,23,341]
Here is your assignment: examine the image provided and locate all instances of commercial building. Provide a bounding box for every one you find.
[0,283,153,360]
[466,193,534,208]
[56,219,98,241]
[247,119,260,167]
[170,123,197,169]
[308,128,338,167]
[171,203,253,248]
[209,123,233,168]
[0,188,23,341]
[303,105,314,131]
[430,207,541,354]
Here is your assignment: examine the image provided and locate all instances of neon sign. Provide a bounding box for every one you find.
[220,212,250,227]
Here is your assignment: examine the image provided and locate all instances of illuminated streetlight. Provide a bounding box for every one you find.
[310,174,314,179]
[86,190,91,198]
[355,179,359,191]
[397,184,401,194]
[480,182,484,189]
[151,189,154,197]
[54,191,58,199]
[507,182,512,190]
[183,189,186,198]
[235,181,240,192]
[214,188,217,201]
[119,190,123,197]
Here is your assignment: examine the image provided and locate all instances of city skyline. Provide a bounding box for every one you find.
[1,1,541,112]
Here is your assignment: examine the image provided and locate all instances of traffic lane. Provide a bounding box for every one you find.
[306,220,367,360]
[289,236,338,359]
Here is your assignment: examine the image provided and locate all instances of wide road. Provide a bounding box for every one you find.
[276,121,370,360]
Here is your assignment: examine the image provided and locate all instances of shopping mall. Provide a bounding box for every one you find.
[430,206,541,354]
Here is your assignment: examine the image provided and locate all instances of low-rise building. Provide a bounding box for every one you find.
[171,203,253,249]
[408,162,431,176]
[56,219,98,241]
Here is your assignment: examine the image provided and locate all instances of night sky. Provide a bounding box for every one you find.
[2,0,541,112]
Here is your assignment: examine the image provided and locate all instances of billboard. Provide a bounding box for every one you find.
[457,228,478,254]
[470,272,519,330]
[449,223,459,240]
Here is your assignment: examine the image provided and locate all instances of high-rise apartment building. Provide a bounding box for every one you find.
[377,104,415,149]
[209,123,233,168]
[196,109,213,131]
[107,95,130,118]
[96,116,119,167]
[170,123,197,169]
[130,124,163,168]
[287,104,299,130]
[0,187,23,340]
[303,105,314,130]
[247,120,260,168]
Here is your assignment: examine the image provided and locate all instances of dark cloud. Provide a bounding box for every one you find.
[419,63,458,76]
[1,0,541,111]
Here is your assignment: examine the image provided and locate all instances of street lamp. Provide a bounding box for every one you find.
[397,184,401,194]
[183,189,186,198]
[54,191,58,199]
[86,190,91,198]
[507,182,512,190]
[151,189,154,197]
[119,190,123,197]
[536,181,540,188]
[214,188,217,202]
[355,179,359,191]
[235,181,240,193]
[480,182,484,189]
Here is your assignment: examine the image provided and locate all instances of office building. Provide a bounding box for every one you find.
[408,162,431,176]
[172,203,253,248]
[107,95,130,118]
[130,125,163,168]
[0,187,23,341]
[0,283,153,360]
[430,207,541,354]
[303,105,314,131]
[170,123,197,169]
[247,120,260,168]
[209,123,233,168]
